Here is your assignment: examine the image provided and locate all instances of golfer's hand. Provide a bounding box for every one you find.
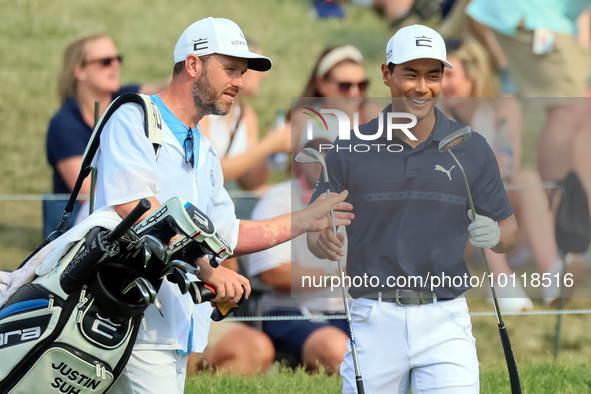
[316,228,346,261]
[196,259,251,304]
[306,191,354,233]
[468,210,500,249]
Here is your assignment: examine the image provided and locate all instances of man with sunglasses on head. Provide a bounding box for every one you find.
[90,17,353,394]
[308,25,517,393]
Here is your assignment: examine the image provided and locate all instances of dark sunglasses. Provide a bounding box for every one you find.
[333,79,369,93]
[84,55,124,67]
[184,127,195,168]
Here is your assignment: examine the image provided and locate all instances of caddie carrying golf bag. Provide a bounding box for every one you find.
[0,94,238,394]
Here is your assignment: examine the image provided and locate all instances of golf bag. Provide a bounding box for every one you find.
[0,94,234,394]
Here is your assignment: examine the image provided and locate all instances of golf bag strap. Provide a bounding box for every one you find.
[53,93,163,239]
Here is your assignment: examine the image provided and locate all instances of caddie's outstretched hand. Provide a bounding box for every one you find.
[306,190,354,233]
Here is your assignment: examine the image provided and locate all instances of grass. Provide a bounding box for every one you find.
[185,362,591,394]
[1,1,590,392]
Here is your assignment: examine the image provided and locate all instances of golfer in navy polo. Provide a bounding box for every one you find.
[308,25,518,393]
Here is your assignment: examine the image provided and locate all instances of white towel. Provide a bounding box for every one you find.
[0,207,123,308]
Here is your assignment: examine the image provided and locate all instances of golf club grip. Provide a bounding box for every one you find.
[356,377,365,394]
[498,323,522,394]
[107,199,151,242]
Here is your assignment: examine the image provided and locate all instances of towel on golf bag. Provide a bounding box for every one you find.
[0,208,122,309]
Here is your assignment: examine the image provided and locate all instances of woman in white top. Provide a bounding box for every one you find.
[441,37,564,311]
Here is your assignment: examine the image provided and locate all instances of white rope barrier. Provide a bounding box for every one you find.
[5,182,591,201]
[225,309,591,322]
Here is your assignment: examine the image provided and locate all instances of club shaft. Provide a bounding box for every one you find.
[448,150,521,394]
[326,185,364,393]
[447,151,504,325]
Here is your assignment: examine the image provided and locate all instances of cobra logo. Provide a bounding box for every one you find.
[0,327,41,347]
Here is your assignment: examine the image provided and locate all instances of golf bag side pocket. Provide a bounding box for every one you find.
[0,283,142,394]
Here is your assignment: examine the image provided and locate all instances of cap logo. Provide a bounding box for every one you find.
[386,49,392,59]
[231,39,247,46]
[239,32,245,40]
[193,38,208,51]
[415,35,432,47]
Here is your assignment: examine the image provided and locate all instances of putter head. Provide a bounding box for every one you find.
[439,126,472,153]
[295,147,328,183]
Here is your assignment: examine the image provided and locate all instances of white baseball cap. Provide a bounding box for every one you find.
[174,17,272,71]
[386,25,453,69]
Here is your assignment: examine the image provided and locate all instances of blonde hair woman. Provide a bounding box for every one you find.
[45,34,166,237]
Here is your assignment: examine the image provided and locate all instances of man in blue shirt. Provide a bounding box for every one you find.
[308,25,517,393]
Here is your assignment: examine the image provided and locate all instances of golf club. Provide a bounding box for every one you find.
[140,235,171,266]
[295,147,365,394]
[122,278,151,307]
[439,126,522,394]
[169,260,200,276]
[167,267,191,294]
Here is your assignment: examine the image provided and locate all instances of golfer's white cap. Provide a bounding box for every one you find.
[386,24,453,69]
[174,17,272,71]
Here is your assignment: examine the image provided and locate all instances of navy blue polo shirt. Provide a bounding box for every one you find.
[46,85,140,193]
[310,105,513,298]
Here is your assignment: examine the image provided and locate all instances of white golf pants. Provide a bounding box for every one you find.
[341,296,479,394]
[107,349,189,394]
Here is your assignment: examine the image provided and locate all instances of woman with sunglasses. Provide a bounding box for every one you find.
[291,45,380,148]
[45,34,167,236]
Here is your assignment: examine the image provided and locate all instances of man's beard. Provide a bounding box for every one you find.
[191,67,233,116]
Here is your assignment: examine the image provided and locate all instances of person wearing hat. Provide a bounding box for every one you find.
[95,17,353,394]
[308,25,517,393]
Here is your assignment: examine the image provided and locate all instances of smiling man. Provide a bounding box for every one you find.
[308,25,517,393]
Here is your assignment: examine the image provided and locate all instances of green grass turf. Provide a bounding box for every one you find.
[185,361,591,394]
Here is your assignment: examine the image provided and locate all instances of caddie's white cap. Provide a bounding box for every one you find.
[386,24,453,69]
[174,17,272,71]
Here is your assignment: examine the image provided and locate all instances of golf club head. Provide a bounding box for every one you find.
[122,278,151,306]
[168,267,191,294]
[295,147,329,183]
[138,277,157,302]
[159,265,175,279]
[143,245,152,269]
[169,260,200,276]
[153,294,163,317]
[141,235,171,265]
[439,126,472,153]
[138,277,164,316]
